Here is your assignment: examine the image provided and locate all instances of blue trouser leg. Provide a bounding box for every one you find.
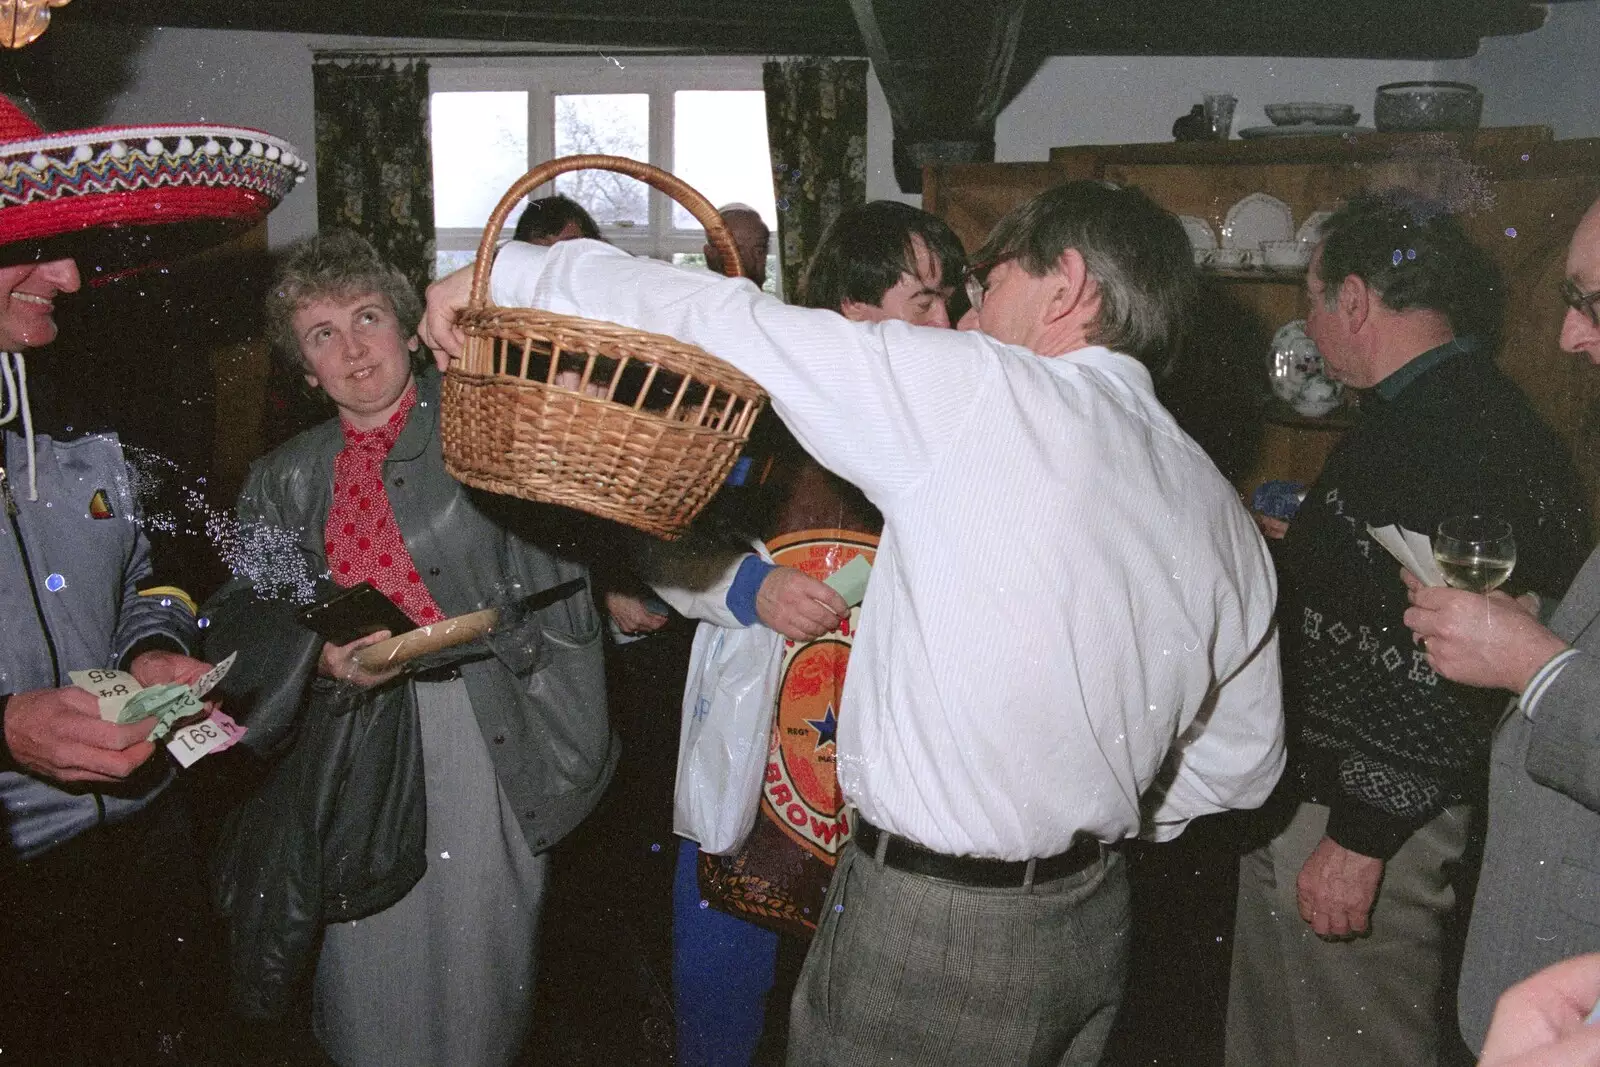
[672,838,780,1067]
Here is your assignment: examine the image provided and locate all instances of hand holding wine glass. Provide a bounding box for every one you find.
[1433,515,1516,593]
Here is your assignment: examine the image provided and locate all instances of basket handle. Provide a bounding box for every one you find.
[469,153,746,307]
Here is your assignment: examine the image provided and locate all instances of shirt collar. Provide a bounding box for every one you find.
[1050,345,1155,393]
[1373,336,1477,401]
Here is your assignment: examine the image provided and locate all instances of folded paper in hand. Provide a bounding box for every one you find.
[823,554,872,609]
[1366,524,1447,587]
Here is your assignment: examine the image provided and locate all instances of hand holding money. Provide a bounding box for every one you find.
[2,685,156,784]
[67,652,245,767]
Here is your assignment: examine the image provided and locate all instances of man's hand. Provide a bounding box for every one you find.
[1253,513,1289,540]
[1480,952,1600,1067]
[1296,835,1385,938]
[419,266,474,370]
[317,631,403,690]
[128,649,213,690]
[756,567,849,642]
[606,592,670,636]
[1402,570,1568,693]
[4,686,158,783]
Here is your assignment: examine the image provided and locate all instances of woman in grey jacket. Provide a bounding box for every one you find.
[206,232,613,1067]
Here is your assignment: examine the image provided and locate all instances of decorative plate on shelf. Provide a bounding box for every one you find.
[1223,192,1294,250]
[1179,214,1217,253]
[1297,210,1335,251]
[1268,319,1343,417]
[1238,124,1376,139]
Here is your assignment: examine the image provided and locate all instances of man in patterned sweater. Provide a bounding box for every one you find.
[1225,193,1590,1067]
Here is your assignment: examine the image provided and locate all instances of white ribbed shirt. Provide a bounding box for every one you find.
[492,240,1285,860]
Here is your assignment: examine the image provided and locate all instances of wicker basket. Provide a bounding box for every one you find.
[441,154,767,540]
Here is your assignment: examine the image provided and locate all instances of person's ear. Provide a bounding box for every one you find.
[1045,247,1097,324]
[304,373,321,391]
[408,335,420,352]
[1339,274,1371,332]
[839,298,874,323]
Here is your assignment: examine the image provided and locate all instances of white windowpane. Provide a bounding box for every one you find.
[553,94,649,226]
[671,91,775,231]
[435,249,478,281]
[431,92,529,229]
[674,251,780,294]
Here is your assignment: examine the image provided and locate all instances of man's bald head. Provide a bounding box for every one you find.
[706,204,771,289]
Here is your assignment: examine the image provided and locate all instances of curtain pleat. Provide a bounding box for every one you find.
[763,59,868,304]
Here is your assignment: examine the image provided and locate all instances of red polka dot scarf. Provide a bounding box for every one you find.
[323,383,445,626]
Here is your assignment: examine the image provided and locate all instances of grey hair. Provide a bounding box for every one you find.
[974,180,1197,373]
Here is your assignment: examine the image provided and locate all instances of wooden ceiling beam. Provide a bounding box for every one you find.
[62,0,1551,60]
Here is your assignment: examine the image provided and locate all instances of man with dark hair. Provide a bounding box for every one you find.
[424,178,1284,1065]
[1404,194,1600,1055]
[1225,193,1589,1067]
[798,199,965,324]
[512,194,602,245]
[670,200,962,1067]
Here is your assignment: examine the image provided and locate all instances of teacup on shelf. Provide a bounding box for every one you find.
[1204,247,1249,270]
[1260,240,1308,271]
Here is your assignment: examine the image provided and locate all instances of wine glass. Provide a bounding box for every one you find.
[1433,515,1516,593]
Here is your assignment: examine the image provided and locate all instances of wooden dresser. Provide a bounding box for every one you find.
[924,128,1600,522]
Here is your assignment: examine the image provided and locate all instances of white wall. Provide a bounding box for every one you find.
[1440,1,1600,138]
[50,8,1600,240]
[48,26,506,248]
[865,53,1443,203]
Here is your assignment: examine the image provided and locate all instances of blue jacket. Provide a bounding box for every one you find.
[0,428,198,861]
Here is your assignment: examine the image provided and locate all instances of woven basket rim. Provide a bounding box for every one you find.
[445,366,759,439]
[458,302,765,398]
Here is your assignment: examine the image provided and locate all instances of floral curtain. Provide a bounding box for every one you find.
[763,59,868,304]
[311,58,435,296]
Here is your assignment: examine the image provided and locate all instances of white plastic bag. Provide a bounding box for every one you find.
[673,617,784,855]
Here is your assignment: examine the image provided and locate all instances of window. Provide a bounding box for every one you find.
[429,60,778,290]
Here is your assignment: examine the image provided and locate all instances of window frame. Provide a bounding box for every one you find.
[429,58,772,271]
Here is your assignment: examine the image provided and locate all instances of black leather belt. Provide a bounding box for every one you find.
[853,818,1105,889]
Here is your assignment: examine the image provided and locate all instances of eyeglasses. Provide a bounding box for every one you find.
[963,260,1000,314]
[1561,277,1600,328]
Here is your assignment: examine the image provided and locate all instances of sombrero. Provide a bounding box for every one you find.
[0,95,307,277]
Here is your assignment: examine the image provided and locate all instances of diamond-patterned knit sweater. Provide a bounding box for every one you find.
[1277,345,1589,860]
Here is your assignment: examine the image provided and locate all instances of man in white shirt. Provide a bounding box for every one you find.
[422,179,1284,1066]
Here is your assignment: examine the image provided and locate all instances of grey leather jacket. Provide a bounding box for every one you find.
[211,368,616,852]
[204,369,615,1017]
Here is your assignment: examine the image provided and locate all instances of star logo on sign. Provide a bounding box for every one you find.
[806,705,838,750]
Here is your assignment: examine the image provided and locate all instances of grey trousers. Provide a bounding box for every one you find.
[313,677,549,1067]
[1225,801,1470,1067]
[787,838,1129,1067]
